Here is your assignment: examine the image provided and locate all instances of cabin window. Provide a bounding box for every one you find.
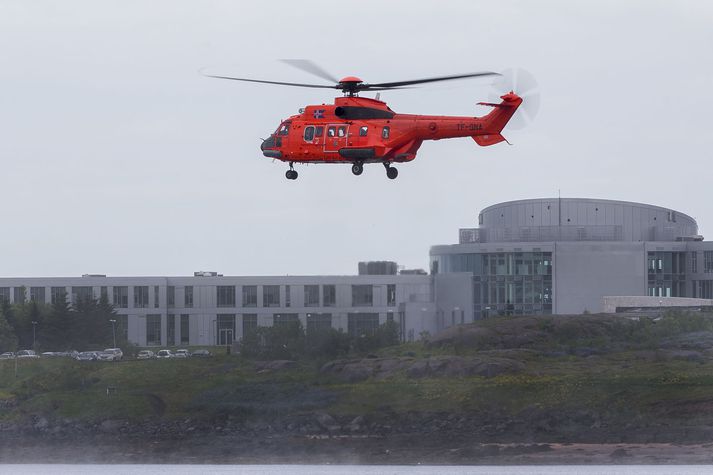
[327,126,336,137]
[304,126,315,142]
[382,126,390,139]
[359,126,368,136]
[337,126,347,137]
[278,123,290,135]
[314,126,324,137]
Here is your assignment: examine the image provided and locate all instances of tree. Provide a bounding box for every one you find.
[39,292,74,350]
[0,312,18,352]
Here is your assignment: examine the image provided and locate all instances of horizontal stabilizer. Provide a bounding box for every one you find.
[477,101,507,108]
[473,134,506,146]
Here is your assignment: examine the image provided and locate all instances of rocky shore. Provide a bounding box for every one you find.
[2,407,713,464]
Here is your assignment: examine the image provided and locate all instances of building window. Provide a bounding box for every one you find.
[352,285,373,307]
[306,313,332,334]
[115,315,128,342]
[13,287,26,304]
[217,314,236,345]
[263,285,280,307]
[134,286,149,308]
[273,313,298,327]
[180,314,190,344]
[690,252,698,274]
[323,285,336,307]
[184,286,194,308]
[167,314,176,346]
[242,314,258,337]
[113,286,128,308]
[217,286,236,307]
[0,287,10,304]
[348,313,379,337]
[100,286,108,301]
[387,311,394,323]
[146,314,162,346]
[30,287,45,304]
[387,284,396,307]
[167,286,175,307]
[50,287,66,305]
[304,285,320,307]
[154,285,160,308]
[72,286,93,303]
[705,251,713,273]
[242,286,257,307]
[285,285,291,307]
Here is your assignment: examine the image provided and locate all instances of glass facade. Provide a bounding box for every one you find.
[432,252,553,319]
[647,251,686,297]
[217,286,236,307]
[113,286,128,308]
[348,312,379,337]
[146,314,162,346]
[306,313,332,333]
[242,286,257,307]
[304,285,319,307]
[134,286,149,308]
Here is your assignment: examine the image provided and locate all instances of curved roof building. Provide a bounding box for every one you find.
[431,198,710,318]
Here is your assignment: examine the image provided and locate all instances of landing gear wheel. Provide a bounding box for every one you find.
[351,163,363,176]
[386,167,398,180]
[285,170,298,180]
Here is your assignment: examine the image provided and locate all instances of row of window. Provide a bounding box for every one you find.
[302,125,390,142]
[0,284,398,309]
[215,284,396,308]
[144,312,391,346]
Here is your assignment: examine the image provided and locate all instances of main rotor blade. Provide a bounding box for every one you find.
[368,71,500,88]
[280,59,339,84]
[203,74,337,89]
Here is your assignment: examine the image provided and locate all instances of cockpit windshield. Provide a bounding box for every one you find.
[277,122,290,135]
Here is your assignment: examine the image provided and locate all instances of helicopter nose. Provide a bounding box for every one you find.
[261,135,276,151]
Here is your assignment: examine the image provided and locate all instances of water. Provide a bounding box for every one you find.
[2,465,712,475]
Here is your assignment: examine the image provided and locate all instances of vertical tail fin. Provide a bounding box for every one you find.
[473,92,522,146]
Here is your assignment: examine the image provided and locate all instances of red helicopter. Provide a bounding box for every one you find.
[206,61,536,180]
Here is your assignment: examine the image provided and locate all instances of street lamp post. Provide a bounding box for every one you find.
[109,319,117,348]
[31,321,38,348]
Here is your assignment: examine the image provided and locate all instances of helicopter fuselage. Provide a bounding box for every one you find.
[260,93,522,167]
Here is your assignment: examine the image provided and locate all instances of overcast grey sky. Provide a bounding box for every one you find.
[1,1,712,277]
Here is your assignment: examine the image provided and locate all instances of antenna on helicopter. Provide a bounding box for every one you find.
[375,92,381,101]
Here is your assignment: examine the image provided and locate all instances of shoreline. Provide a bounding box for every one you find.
[2,434,713,465]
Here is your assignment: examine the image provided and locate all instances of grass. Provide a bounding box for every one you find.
[2,313,713,429]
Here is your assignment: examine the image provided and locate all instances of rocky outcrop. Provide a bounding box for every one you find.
[320,356,524,382]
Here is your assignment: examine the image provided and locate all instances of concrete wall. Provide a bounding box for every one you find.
[553,242,647,313]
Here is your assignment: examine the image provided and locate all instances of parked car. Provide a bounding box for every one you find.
[41,352,62,358]
[191,349,212,358]
[16,350,40,359]
[75,351,99,361]
[156,349,174,359]
[99,348,123,361]
[174,349,191,358]
[0,352,15,360]
[137,350,155,360]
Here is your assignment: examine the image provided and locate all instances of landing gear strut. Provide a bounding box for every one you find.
[351,162,364,176]
[384,162,398,180]
[285,163,298,180]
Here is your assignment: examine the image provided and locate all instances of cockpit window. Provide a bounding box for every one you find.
[304,126,315,142]
[278,123,290,136]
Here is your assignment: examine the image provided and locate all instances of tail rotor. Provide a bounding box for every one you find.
[489,68,540,130]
